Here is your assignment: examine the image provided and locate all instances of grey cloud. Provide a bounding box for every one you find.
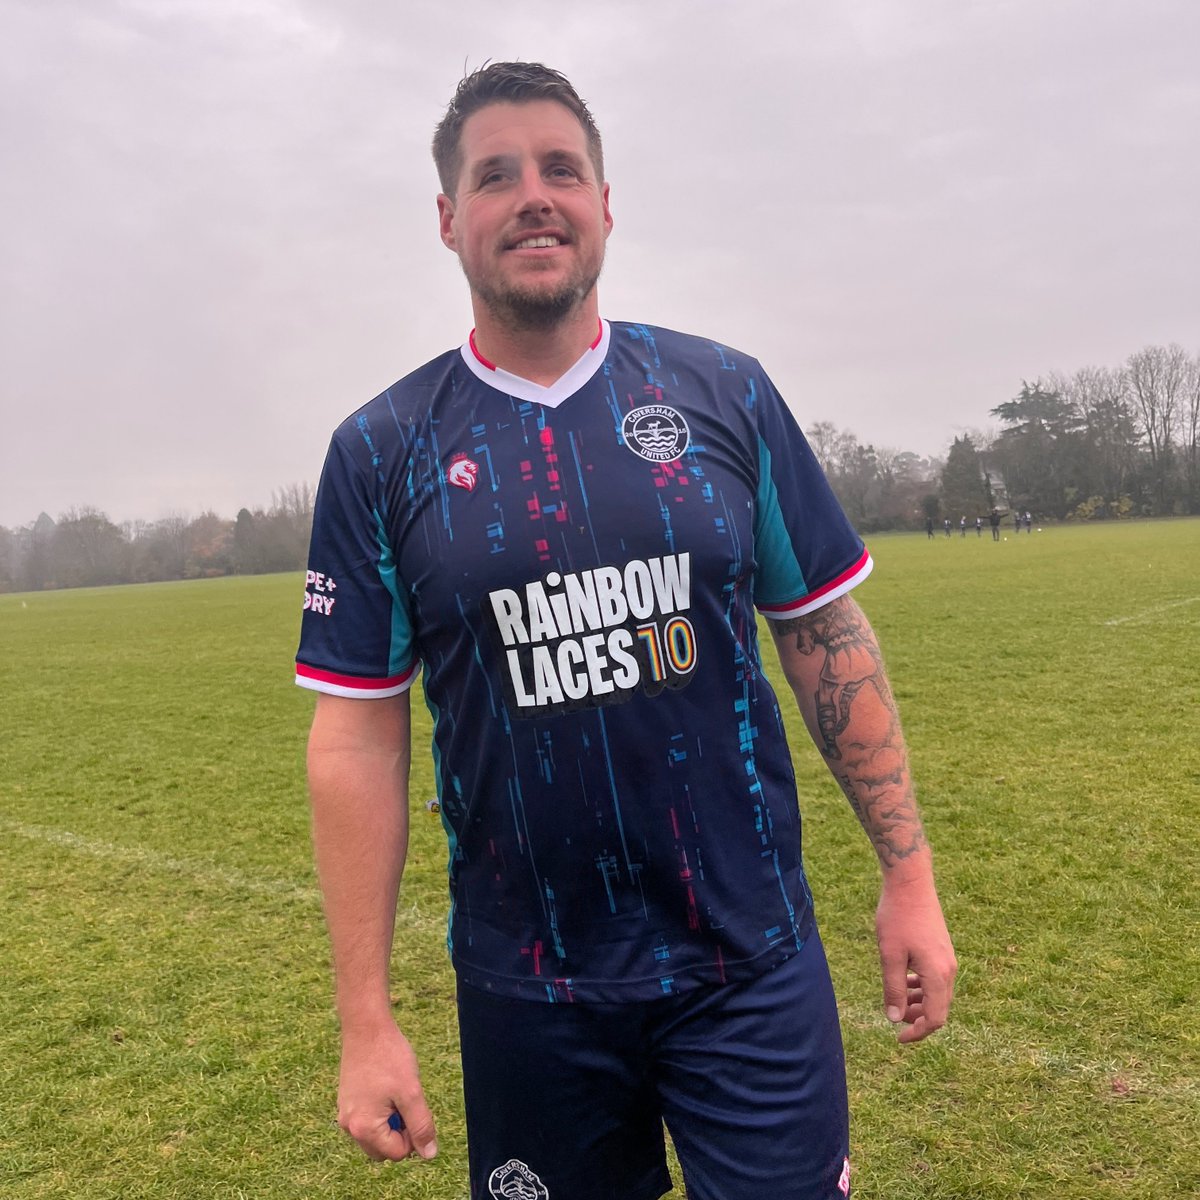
[3,0,1198,526]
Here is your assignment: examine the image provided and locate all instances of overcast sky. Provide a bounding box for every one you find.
[3,0,1198,528]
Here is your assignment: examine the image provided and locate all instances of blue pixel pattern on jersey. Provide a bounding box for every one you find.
[296,321,872,1002]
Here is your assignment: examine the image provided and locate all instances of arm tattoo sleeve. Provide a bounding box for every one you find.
[773,601,928,867]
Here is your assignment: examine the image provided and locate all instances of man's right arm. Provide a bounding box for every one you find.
[307,690,438,1162]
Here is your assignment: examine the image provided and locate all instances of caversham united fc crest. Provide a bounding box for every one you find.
[621,404,690,463]
[488,1158,549,1199]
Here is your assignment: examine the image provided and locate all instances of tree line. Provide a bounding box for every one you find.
[815,342,1200,530]
[2,342,1196,592]
[0,485,314,594]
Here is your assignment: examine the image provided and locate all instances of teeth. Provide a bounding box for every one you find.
[514,236,560,249]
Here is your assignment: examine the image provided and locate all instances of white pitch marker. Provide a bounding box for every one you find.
[0,816,322,902]
[1,816,446,933]
[1102,596,1200,627]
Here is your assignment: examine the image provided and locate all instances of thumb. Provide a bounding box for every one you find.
[398,1096,438,1160]
[879,944,909,1024]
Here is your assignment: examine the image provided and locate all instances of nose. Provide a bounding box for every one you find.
[514,164,553,216]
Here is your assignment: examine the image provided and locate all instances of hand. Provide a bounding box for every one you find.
[337,1021,438,1162]
[875,877,957,1044]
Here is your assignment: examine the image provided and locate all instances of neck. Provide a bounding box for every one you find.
[470,298,602,386]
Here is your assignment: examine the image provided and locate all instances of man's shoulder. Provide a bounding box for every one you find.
[329,347,463,439]
[608,320,764,372]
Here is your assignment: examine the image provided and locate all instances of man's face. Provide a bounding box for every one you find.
[438,100,613,331]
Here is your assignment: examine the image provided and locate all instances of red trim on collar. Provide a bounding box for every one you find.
[468,329,496,371]
[468,319,604,370]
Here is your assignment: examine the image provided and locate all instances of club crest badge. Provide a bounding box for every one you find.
[621,404,690,463]
[447,453,480,492]
[488,1158,549,1200]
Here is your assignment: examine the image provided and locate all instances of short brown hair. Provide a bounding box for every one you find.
[432,62,604,197]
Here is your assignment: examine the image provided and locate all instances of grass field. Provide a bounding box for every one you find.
[2,519,1198,1198]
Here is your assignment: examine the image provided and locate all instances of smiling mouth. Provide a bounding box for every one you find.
[510,236,563,249]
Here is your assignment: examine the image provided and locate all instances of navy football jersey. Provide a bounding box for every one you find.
[297,320,872,1002]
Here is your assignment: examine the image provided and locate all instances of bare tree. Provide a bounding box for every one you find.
[805,421,840,475]
[0,526,16,592]
[50,508,129,588]
[1059,365,1141,512]
[150,513,192,580]
[1183,350,1200,511]
[1126,344,1187,512]
[271,482,315,522]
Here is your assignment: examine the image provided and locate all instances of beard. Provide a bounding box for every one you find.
[461,255,605,333]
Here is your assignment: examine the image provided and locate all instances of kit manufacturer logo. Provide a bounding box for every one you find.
[621,404,690,463]
[447,454,480,491]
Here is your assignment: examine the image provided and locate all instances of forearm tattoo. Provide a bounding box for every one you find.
[773,600,928,867]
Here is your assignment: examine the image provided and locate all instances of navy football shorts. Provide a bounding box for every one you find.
[456,927,851,1200]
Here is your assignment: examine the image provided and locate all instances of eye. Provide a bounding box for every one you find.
[547,164,577,180]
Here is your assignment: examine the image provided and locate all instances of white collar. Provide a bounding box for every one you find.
[458,319,611,409]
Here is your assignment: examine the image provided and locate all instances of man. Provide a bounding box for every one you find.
[989,508,1001,541]
[297,62,956,1200]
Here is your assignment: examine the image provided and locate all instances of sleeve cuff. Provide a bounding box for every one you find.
[756,548,873,620]
[294,661,420,699]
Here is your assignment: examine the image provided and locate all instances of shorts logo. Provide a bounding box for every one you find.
[621,404,690,463]
[487,1158,549,1200]
[447,454,480,491]
[838,1155,851,1196]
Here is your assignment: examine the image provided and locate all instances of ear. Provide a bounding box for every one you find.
[601,182,613,239]
[437,194,457,251]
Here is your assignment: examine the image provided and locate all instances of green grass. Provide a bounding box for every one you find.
[2,520,1197,1198]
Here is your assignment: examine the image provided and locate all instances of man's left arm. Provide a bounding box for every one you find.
[768,593,957,1044]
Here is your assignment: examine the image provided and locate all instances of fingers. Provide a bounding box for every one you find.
[894,975,934,1044]
[338,1095,438,1162]
[890,962,956,1044]
[339,1107,413,1162]
[899,972,924,1022]
[896,1015,932,1045]
[917,958,955,1034]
